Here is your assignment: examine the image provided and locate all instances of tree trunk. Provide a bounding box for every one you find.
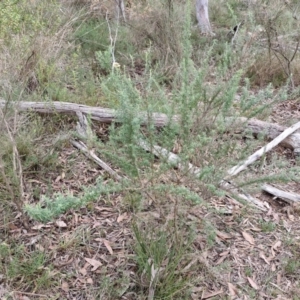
[196,0,212,34]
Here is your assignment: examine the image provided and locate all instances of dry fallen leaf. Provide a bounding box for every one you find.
[215,255,228,265]
[55,175,61,182]
[95,206,114,212]
[84,257,102,271]
[272,240,282,251]
[35,244,44,251]
[55,220,67,228]
[61,281,69,292]
[277,272,281,284]
[32,224,49,230]
[117,213,127,223]
[103,239,114,255]
[271,263,276,272]
[288,212,295,221]
[216,230,232,240]
[20,297,30,300]
[201,289,223,299]
[228,282,238,296]
[219,250,230,256]
[247,277,259,290]
[259,251,270,265]
[251,226,261,232]
[86,277,93,284]
[80,268,87,275]
[242,231,255,245]
[8,223,19,231]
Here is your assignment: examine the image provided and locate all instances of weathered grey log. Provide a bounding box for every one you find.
[0,99,179,127]
[1,99,299,153]
[244,118,300,154]
[262,184,300,204]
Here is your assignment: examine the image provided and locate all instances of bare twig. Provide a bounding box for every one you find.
[12,291,48,298]
[220,180,268,211]
[268,36,300,90]
[106,6,120,70]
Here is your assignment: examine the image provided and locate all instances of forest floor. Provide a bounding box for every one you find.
[1,1,300,299]
[1,98,300,300]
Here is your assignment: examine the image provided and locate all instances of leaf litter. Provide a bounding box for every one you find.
[2,101,300,299]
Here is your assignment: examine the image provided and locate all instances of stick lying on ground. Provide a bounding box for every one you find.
[137,139,202,177]
[1,99,299,153]
[71,140,122,182]
[226,120,300,179]
[262,184,300,204]
[220,180,268,211]
[72,111,122,182]
[138,139,267,211]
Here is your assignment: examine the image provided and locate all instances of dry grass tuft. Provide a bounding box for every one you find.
[128,2,186,70]
[247,54,300,87]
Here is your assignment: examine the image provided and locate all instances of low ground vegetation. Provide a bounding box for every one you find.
[1,0,300,299]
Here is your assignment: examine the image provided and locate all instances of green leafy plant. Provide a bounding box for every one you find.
[259,219,276,232]
[25,179,123,222]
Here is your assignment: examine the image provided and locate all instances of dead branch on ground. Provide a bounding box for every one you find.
[1,100,299,153]
[226,120,300,179]
[72,111,122,181]
[71,140,123,182]
[262,184,300,204]
[138,139,267,211]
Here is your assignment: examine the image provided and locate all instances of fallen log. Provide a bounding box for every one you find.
[230,117,300,155]
[1,99,299,153]
[262,184,300,204]
[0,99,179,127]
